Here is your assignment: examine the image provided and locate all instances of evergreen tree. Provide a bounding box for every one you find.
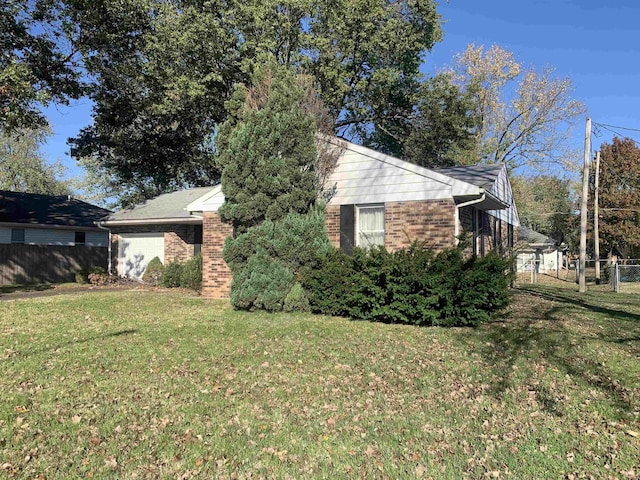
[217,63,319,234]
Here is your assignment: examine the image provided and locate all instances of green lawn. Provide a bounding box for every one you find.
[0,286,638,479]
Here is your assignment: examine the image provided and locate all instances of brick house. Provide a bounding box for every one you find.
[100,138,519,296]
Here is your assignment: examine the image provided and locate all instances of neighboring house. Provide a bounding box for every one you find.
[98,187,216,279]
[0,190,112,284]
[515,226,566,273]
[104,138,520,296]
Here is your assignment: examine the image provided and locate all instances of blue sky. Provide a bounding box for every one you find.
[44,0,640,181]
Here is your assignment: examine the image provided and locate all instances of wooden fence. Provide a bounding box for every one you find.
[0,244,108,285]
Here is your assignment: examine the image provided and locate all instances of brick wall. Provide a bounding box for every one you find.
[385,200,456,251]
[324,199,456,252]
[165,225,195,263]
[325,205,341,247]
[201,212,233,298]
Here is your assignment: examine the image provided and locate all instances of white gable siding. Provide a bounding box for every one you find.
[326,149,455,206]
[0,227,11,244]
[86,231,108,247]
[487,167,520,226]
[25,228,75,246]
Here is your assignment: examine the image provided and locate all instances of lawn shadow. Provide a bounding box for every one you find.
[0,283,54,294]
[4,329,138,361]
[469,287,638,418]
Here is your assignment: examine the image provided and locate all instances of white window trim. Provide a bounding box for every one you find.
[355,204,385,248]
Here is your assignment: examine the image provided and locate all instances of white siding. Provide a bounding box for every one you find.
[487,167,520,226]
[117,233,165,279]
[0,227,11,244]
[86,231,108,247]
[25,228,74,246]
[326,149,455,205]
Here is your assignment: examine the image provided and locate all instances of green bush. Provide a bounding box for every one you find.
[161,261,184,288]
[224,205,332,312]
[302,243,512,327]
[283,282,310,312]
[180,254,202,290]
[142,256,164,285]
[75,266,107,284]
[230,250,295,311]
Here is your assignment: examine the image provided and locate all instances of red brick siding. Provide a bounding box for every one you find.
[325,205,341,248]
[325,200,456,252]
[384,200,456,251]
[201,212,233,298]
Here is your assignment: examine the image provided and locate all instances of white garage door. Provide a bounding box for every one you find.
[118,233,165,279]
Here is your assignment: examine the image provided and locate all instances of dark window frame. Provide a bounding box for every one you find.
[74,231,86,245]
[11,228,25,244]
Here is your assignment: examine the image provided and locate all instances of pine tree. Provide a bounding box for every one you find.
[217,63,319,234]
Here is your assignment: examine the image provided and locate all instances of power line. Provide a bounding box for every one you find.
[594,122,640,133]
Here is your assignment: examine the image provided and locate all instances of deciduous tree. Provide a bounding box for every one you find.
[449,44,586,173]
[597,137,640,257]
[1,0,82,130]
[0,127,70,195]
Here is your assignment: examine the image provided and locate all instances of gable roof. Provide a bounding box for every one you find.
[437,164,504,190]
[0,190,112,229]
[100,186,217,225]
[517,226,558,247]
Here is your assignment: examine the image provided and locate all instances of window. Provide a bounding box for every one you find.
[356,205,384,248]
[74,231,86,245]
[193,225,203,255]
[11,228,25,244]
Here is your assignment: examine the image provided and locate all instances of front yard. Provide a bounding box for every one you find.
[0,286,638,479]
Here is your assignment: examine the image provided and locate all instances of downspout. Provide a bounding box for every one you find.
[454,192,486,246]
[96,222,113,275]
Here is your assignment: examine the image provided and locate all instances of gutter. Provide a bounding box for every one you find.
[454,193,486,245]
[97,216,203,227]
[0,222,105,231]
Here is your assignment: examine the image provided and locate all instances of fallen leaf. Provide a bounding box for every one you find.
[71,415,82,424]
[625,430,638,438]
[104,456,118,469]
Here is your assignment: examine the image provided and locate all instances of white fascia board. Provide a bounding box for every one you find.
[97,216,203,227]
[324,138,481,197]
[186,185,224,213]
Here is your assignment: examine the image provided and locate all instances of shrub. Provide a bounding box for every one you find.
[161,261,184,288]
[76,266,107,284]
[303,243,512,327]
[180,254,202,290]
[230,250,295,311]
[283,282,310,313]
[224,205,332,312]
[142,256,164,285]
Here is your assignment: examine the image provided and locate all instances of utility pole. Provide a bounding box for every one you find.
[594,151,601,284]
[579,117,591,293]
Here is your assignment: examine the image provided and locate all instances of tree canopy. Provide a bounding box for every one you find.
[60,0,443,200]
[0,126,70,195]
[448,44,586,173]
[597,137,640,258]
[1,0,82,130]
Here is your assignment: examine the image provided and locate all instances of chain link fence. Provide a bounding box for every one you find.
[609,263,640,293]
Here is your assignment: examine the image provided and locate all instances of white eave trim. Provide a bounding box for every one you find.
[97,216,203,227]
[186,184,223,213]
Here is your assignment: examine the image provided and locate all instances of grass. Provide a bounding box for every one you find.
[0,286,638,479]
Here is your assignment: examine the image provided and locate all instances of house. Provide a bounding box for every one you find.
[98,186,216,279]
[0,190,112,284]
[103,138,520,297]
[515,226,566,274]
